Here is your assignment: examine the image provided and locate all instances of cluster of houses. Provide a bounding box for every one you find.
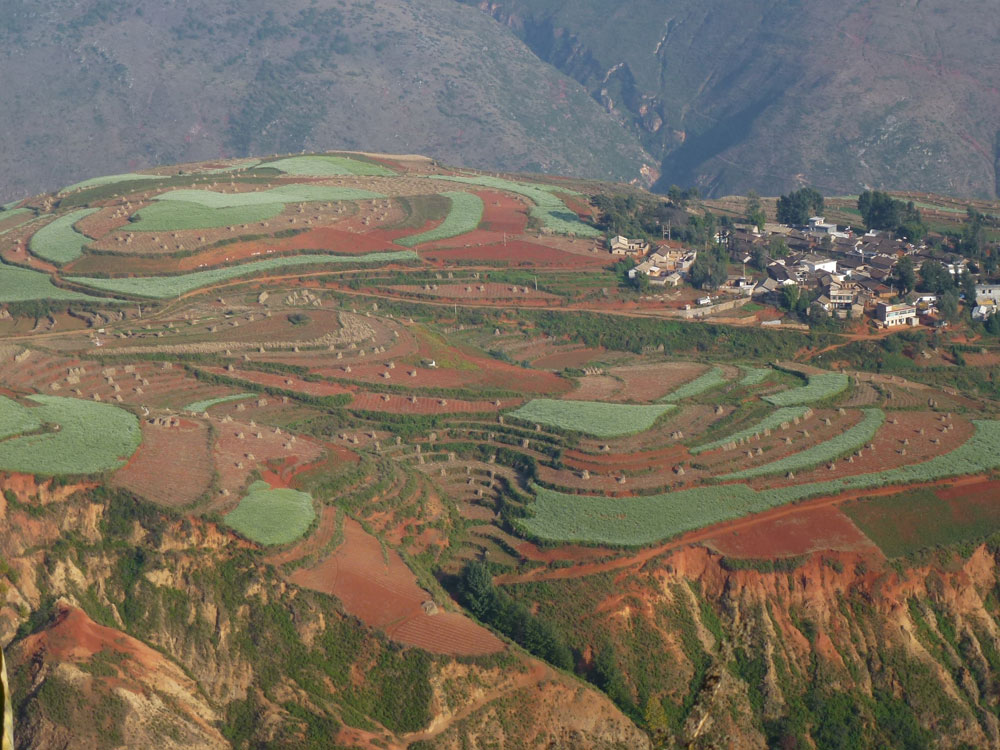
[611,217,989,328]
[609,235,699,289]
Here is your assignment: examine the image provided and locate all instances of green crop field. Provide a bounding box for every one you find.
[263,155,396,176]
[67,249,417,298]
[126,201,286,231]
[0,395,140,475]
[59,172,161,193]
[153,185,383,208]
[509,399,675,437]
[690,406,810,454]
[520,420,1000,546]
[720,409,885,479]
[396,192,484,247]
[224,480,316,545]
[28,209,98,264]
[183,393,254,412]
[0,264,111,303]
[764,372,849,406]
[0,395,42,440]
[429,175,600,237]
[660,367,728,401]
[738,367,771,386]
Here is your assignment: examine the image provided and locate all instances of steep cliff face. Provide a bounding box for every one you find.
[507,544,1000,748]
[462,0,1000,198]
[0,476,647,749]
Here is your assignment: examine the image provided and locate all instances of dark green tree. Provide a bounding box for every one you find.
[745,190,766,231]
[776,188,823,225]
[892,256,916,294]
[917,260,954,295]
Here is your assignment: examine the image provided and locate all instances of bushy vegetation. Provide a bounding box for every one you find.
[395,192,484,247]
[844,488,1000,557]
[28,209,98,264]
[764,372,848,406]
[525,309,822,359]
[182,393,253,412]
[153,185,382,208]
[720,409,884,479]
[690,406,810,454]
[0,395,140,475]
[456,560,573,669]
[68,250,417,298]
[126,200,285,231]
[509,399,675,437]
[429,175,600,236]
[224,481,316,546]
[660,367,727,401]
[263,154,396,176]
[522,420,1000,545]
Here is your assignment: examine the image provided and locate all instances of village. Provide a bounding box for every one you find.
[608,214,1000,329]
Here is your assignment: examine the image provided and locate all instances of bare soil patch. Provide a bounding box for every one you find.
[112,418,213,507]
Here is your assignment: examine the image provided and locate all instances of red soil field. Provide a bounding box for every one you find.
[936,478,1000,502]
[703,505,881,559]
[611,362,709,402]
[265,505,339,566]
[422,240,607,268]
[531,348,605,370]
[476,190,529,234]
[212,419,324,500]
[748,411,973,490]
[112,419,213,507]
[200,366,353,398]
[291,519,503,655]
[349,391,508,414]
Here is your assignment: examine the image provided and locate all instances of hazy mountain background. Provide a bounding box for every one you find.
[1,0,998,201]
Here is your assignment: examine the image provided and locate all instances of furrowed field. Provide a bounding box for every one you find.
[691,406,811,454]
[395,192,484,247]
[521,420,1000,545]
[660,367,728,401]
[764,372,849,405]
[0,395,140,475]
[67,250,418,298]
[29,208,98,264]
[720,408,885,479]
[225,480,316,545]
[509,399,675,437]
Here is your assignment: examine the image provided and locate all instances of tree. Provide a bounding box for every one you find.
[750,244,769,270]
[986,312,1000,336]
[960,270,977,308]
[938,290,960,322]
[892,256,916,294]
[745,190,766,231]
[768,236,789,258]
[858,191,925,238]
[689,246,728,289]
[917,260,954,295]
[776,188,823,225]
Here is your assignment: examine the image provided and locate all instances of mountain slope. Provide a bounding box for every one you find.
[461,0,1000,198]
[0,0,653,202]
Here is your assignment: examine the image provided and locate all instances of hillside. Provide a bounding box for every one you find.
[4,0,1000,204]
[0,0,653,203]
[462,0,1000,199]
[3,155,1000,747]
